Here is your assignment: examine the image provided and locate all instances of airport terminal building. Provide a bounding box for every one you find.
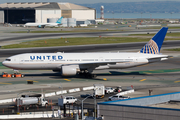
[0,2,96,24]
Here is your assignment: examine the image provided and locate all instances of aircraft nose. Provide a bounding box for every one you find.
[2,61,7,66]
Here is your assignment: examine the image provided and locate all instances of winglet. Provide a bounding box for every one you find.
[139,27,168,54]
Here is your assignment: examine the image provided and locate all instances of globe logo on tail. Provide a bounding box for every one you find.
[139,39,159,54]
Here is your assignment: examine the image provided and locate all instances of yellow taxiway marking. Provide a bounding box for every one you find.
[64,79,71,81]
[26,80,38,82]
[140,79,146,82]
[174,81,180,83]
[103,78,107,81]
[0,82,12,85]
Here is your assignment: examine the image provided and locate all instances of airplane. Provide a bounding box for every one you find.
[2,27,169,78]
[24,17,63,28]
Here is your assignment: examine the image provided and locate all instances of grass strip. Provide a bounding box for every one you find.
[165,48,180,51]
[129,32,180,37]
[137,27,180,29]
[1,36,180,49]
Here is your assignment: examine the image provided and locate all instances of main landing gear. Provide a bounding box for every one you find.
[78,71,97,79]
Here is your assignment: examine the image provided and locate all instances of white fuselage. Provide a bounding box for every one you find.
[2,52,168,70]
[24,23,60,27]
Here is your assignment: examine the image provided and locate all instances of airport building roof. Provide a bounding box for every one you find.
[98,91,180,106]
[0,2,93,10]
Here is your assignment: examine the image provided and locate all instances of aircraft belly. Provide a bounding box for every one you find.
[108,62,148,69]
[6,63,59,70]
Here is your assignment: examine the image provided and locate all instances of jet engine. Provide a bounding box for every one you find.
[61,65,80,76]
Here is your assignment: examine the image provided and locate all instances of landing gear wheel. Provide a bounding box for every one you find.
[86,73,96,79]
[79,70,97,79]
[91,74,97,79]
[21,74,24,78]
[11,74,14,78]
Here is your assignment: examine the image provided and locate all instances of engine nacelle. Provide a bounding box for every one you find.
[38,25,41,28]
[61,65,80,76]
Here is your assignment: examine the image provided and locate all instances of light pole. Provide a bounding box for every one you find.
[81,96,89,120]
[94,96,97,120]
[78,95,97,120]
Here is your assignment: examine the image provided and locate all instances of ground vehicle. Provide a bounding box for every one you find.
[94,84,105,98]
[105,87,115,94]
[2,72,24,78]
[58,96,77,106]
[12,73,24,78]
[2,72,12,78]
[16,96,48,108]
[108,95,130,101]
[114,86,122,93]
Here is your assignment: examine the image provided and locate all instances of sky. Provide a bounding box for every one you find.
[0,0,180,4]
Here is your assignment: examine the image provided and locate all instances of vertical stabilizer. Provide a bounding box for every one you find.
[139,27,168,54]
[56,17,63,24]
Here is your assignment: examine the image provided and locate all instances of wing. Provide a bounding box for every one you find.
[62,60,132,67]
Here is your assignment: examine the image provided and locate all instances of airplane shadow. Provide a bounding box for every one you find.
[24,73,61,77]
[21,71,146,81]
[96,71,146,76]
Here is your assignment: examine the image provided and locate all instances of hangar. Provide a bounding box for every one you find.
[0,2,96,24]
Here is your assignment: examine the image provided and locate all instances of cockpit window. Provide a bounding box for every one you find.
[5,59,11,61]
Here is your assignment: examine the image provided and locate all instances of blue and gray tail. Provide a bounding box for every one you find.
[56,17,63,24]
[139,27,168,54]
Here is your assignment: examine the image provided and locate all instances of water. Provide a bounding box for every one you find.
[97,13,180,19]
